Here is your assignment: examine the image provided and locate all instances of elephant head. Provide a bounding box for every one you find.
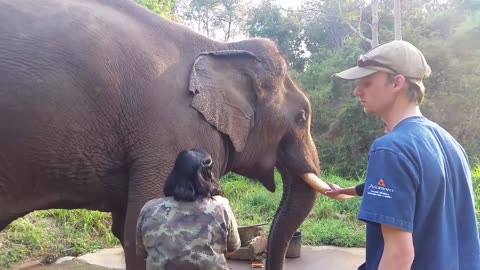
[188,38,327,269]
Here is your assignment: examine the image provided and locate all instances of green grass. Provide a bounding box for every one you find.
[0,210,118,269]
[1,166,479,269]
[473,165,480,221]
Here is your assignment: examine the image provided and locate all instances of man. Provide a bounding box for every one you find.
[333,40,480,270]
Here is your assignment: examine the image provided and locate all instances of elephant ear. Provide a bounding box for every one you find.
[188,50,260,152]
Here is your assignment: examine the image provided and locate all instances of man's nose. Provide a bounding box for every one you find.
[353,86,361,97]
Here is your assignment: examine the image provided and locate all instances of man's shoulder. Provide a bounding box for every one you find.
[372,117,451,150]
[370,132,406,152]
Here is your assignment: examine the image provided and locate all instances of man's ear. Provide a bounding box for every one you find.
[393,74,407,91]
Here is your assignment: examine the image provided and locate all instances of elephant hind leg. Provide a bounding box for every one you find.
[111,210,126,244]
[123,202,148,270]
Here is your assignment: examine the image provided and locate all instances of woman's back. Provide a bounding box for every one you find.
[137,195,239,270]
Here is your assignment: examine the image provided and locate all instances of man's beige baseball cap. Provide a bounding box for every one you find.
[334,40,431,91]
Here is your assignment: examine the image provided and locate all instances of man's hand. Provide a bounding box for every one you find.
[325,182,342,194]
[323,183,355,200]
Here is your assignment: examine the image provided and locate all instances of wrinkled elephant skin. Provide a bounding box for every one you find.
[0,1,322,269]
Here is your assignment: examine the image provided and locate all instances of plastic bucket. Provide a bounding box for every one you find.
[285,231,302,258]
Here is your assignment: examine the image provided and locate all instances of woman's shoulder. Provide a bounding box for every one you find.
[211,195,230,205]
[198,196,231,211]
[141,197,176,211]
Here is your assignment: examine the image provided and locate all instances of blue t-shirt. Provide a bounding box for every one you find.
[358,116,480,270]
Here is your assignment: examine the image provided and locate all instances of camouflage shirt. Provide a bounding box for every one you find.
[136,195,241,270]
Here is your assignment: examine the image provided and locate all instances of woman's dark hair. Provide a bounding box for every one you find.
[163,148,223,202]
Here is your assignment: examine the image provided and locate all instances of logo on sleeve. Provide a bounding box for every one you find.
[377,178,385,187]
[367,178,394,199]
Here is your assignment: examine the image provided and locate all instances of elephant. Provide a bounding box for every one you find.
[0,0,329,269]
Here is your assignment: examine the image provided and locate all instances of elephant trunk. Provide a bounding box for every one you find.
[266,170,317,270]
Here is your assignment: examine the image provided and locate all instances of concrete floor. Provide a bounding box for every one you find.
[14,246,365,270]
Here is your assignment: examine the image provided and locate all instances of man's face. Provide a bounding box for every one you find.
[353,71,395,116]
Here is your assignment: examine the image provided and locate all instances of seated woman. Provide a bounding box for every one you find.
[136,148,241,270]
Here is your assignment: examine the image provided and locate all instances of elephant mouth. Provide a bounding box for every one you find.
[276,140,325,194]
[276,155,326,194]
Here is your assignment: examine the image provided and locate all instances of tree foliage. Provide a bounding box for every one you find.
[311,1,480,176]
[136,0,177,19]
[176,0,247,40]
[245,1,306,70]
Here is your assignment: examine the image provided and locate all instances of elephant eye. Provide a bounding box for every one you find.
[295,110,306,126]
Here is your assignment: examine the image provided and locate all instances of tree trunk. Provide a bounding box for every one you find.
[371,0,379,47]
[226,13,232,41]
[335,0,374,47]
[394,0,402,40]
